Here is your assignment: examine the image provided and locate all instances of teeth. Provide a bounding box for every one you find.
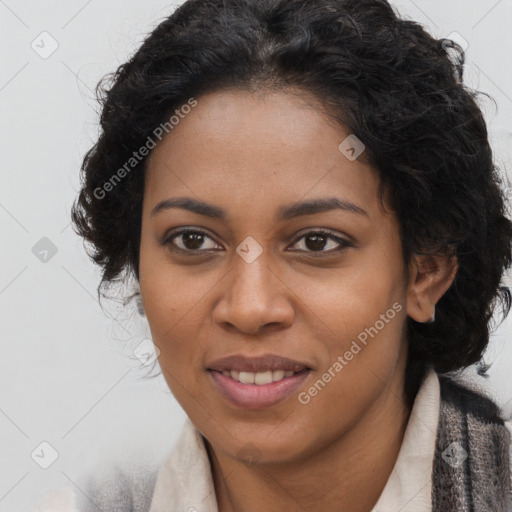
[239,371,255,384]
[221,369,300,384]
[254,371,273,385]
[273,370,285,381]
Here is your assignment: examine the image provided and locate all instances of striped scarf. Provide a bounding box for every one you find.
[433,375,511,511]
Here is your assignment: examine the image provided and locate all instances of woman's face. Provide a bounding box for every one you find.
[139,88,413,464]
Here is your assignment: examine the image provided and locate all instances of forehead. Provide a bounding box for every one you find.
[144,88,385,220]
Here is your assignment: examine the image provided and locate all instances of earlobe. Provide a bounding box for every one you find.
[406,253,458,323]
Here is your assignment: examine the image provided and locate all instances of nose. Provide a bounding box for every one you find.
[212,250,295,335]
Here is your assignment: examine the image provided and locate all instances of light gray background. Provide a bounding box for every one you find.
[1,1,512,511]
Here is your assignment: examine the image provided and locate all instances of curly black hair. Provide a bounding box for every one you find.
[71,0,512,407]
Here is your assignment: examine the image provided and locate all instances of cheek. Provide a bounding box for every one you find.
[296,295,406,440]
[290,252,404,342]
[291,254,406,401]
[138,253,204,372]
[139,236,210,328]
[141,283,207,403]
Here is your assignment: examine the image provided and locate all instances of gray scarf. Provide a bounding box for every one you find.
[432,375,511,511]
[79,375,512,511]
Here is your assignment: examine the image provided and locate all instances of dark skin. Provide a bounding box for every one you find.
[138,88,458,512]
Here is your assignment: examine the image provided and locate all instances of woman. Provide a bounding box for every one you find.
[65,0,512,510]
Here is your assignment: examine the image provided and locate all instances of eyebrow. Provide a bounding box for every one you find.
[150,196,368,221]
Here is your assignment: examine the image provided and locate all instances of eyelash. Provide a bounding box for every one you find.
[162,227,352,256]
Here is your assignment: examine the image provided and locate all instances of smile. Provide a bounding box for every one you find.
[221,369,298,385]
[208,368,311,409]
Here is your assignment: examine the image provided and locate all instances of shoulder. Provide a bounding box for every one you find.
[505,417,512,505]
[76,462,160,512]
[505,418,512,472]
[436,373,512,505]
[438,372,512,465]
[31,462,160,512]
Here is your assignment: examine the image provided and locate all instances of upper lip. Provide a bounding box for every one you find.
[207,354,312,373]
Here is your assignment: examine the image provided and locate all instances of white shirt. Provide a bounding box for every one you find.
[32,368,512,512]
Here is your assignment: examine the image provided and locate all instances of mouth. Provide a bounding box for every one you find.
[207,356,312,409]
[206,353,313,409]
[207,353,312,374]
[214,368,309,385]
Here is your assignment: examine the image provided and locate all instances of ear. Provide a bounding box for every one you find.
[406,253,458,323]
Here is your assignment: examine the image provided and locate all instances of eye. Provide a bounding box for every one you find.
[288,230,352,255]
[162,228,222,253]
[162,227,352,256]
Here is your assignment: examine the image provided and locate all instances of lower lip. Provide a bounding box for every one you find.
[208,369,311,409]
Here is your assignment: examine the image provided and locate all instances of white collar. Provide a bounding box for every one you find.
[372,367,439,511]
[149,368,440,512]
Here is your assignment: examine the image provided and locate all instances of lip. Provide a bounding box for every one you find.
[209,368,311,409]
[207,354,312,373]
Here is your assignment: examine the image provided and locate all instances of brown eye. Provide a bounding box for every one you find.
[304,233,329,251]
[289,230,351,255]
[179,232,207,250]
[163,228,221,252]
